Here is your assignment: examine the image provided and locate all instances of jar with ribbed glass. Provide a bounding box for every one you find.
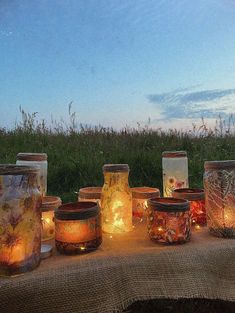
[162,151,188,197]
[0,165,42,276]
[204,160,235,238]
[101,164,132,233]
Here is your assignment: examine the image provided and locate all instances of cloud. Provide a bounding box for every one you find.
[147,88,235,119]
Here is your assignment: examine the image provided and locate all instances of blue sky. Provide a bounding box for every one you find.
[0,0,235,129]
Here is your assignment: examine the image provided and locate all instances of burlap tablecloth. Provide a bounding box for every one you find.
[0,225,235,313]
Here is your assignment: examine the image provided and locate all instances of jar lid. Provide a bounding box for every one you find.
[172,188,205,201]
[55,202,99,220]
[41,196,62,212]
[78,187,102,200]
[162,151,187,158]
[0,164,40,175]
[204,160,235,170]
[148,197,189,212]
[17,153,47,161]
[131,187,160,199]
[103,164,129,172]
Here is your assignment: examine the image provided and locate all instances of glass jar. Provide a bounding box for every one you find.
[162,151,189,197]
[173,188,206,228]
[204,160,235,238]
[147,198,191,244]
[78,187,102,203]
[0,165,42,276]
[55,202,102,255]
[101,164,132,233]
[41,196,62,241]
[16,153,48,197]
[131,187,160,219]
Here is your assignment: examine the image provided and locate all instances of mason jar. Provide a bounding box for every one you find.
[101,164,132,233]
[78,187,102,204]
[16,153,48,196]
[204,160,235,238]
[162,151,189,197]
[0,165,42,276]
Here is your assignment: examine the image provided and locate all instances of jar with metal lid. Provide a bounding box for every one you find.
[147,198,191,244]
[131,187,160,219]
[41,196,62,241]
[78,187,102,203]
[101,164,132,233]
[0,165,42,276]
[16,153,48,196]
[162,151,189,197]
[55,202,102,254]
[173,188,206,228]
[204,160,235,238]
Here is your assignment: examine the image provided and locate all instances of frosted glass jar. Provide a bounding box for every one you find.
[16,153,48,197]
[0,165,42,276]
[204,160,235,238]
[101,164,132,233]
[78,187,102,204]
[162,151,188,197]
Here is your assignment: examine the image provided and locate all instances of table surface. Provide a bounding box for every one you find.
[1,224,235,313]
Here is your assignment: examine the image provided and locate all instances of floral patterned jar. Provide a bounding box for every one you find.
[173,188,206,228]
[204,160,235,238]
[78,187,102,204]
[55,202,102,255]
[16,153,48,197]
[0,165,42,276]
[101,164,132,233]
[162,151,189,197]
[131,187,160,219]
[41,196,62,241]
[147,198,191,244]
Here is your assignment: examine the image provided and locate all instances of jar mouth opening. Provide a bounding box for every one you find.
[41,196,62,211]
[172,188,205,201]
[55,201,99,220]
[162,151,187,158]
[204,160,235,170]
[103,164,129,173]
[0,164,40,175]
[78,187,102,199]
[148,197,189,212]
[17,153,47,161]
[131,187,160,199]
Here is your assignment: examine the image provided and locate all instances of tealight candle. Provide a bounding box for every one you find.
[55,202,102,255]
[78,187,102,204]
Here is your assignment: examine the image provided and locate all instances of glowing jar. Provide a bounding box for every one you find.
[101,164,132,233]
[162,151,188,197]
[147,198,191,244]
[78,187,102,204]
[55,202,102,254]
[204,160,235,238]
[16,153,48,196]
[173,188,206,228]
[131,187,160,219]
[41,196,62,241]
[0,165,42,276]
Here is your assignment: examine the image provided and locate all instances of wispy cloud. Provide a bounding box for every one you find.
[147,88,235,119]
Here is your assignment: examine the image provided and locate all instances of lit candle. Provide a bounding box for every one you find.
[41,196,61,241]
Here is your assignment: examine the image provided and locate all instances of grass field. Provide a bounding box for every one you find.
[0,110,234,202]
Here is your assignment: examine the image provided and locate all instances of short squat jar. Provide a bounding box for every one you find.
[16,153,48,196]
[162,151,189,197]
[204,160,235,238]
[78,187,102,204]
[0,165,42,276]
[101,164,132,233]
[173,188,206,228]
[41,196,62,241]
[55,202,102,255]
[147,198,191,244]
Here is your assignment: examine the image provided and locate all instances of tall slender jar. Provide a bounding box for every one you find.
[204,160,235,238]
[16,153,48,197]
[162,151,188,197]
[101,164,132,233]
[0,165,42,276]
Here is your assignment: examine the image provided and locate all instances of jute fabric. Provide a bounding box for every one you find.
[0,225,235,313]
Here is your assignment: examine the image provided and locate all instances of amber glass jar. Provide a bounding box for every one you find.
[78,187,102,203]
[55,202,102,255]
[147,198,191,244]
[204,160,235,238]
[173,188,206,227]
[162,151,189,197]
[16,153,48,196]
[41,196,62,241]
[131,187,160,219]
[0,165,42,276]
[101,164,132,233]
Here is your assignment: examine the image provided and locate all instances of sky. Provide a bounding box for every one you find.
[0,0,235,130]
